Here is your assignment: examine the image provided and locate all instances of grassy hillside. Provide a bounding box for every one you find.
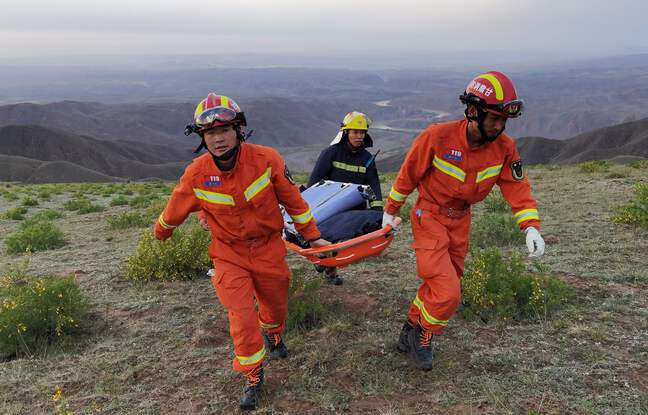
[0,165,647,414]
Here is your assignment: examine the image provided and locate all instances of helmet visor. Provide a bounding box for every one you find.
[195,107,238,128]
[486,100,524,118]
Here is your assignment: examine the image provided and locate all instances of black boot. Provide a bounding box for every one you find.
[262,331,288,359]
[397,320,415,353]
[240,366,264,410]
[324,267,344,285]
[407,324,434,370]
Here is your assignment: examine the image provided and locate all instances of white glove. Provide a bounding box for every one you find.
[382,212,402,231]
[525,227,545,258]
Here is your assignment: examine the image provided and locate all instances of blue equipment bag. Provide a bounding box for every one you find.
[283,180,374,233]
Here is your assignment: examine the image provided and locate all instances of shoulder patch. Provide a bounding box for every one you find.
[511,159,524,181]
[284,166,296,185]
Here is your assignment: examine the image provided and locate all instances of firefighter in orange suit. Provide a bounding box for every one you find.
[382,71,546,370]
[154,93,330,410]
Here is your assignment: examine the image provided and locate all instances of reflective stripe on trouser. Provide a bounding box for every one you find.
[407,205,470,334]
[210,234,290,373]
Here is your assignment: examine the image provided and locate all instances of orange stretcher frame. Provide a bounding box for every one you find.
[284,225,394,268]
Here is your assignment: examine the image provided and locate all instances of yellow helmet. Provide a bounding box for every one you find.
[340,111,371,131]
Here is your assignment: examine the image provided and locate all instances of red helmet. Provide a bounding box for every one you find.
[459,71,523,118]
[189,93,247,134]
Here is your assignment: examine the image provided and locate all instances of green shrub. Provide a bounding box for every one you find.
[470,212,524,249]
[63,197,89,211]
[37,190,52,200]
[629,159,648,169]
[5,221,66,254]
[578,160,609,173]
[107,211,151,230]
[611,182,648,228]
[129,195,158,209]
[483,190,509,213]
[2,191,18,202]
[28,210,64,223]
[145,198,169,219]
[21,197,39,207]
[2,207,28,220]
[63,197,104,214]
[461,248,573,322]
[110,195,129,206]
[0,262,90,359]
[286,269,324,332]
[125,224,211,281]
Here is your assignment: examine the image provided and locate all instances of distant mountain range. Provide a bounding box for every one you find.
[516,117,648,164]
[377,117,648,172]
[0,125,187,182]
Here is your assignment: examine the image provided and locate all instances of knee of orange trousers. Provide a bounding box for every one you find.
[254,274,290,335]
[228,307,266,373]
[408,273,461,334]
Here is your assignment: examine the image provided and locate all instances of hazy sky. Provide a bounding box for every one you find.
[1,0,647,61]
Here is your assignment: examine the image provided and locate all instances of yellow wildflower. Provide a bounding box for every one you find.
[52,388,62,402]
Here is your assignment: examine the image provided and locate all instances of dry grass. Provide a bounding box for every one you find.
[0,168,647,414]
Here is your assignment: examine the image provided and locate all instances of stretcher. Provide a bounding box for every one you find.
[283,180,372,234]
[284,224,394,268]
[283,180,394,268]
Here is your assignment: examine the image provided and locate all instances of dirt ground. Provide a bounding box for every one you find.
[0,165,647,414]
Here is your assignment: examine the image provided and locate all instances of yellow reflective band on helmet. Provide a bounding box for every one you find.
[478,73,504,101]
[194,102,204,120]
[433,155,466,182]
[291,209,313,224]
[259,321,280,329]
[244,167,272,201]
[332,161,366,173]
[476,164,503,183]
[514,208,540,225]
[193,188,235,206]
[157,215,177,230]
[413,294,449,326]
[370,200,384,208]
[237,346,266,366]
[221,95,229,107]
[388,187,408,203]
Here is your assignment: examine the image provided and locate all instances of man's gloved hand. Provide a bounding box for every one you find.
[382,212,402,231]
[309,238,331,248]
[525,227,545,258]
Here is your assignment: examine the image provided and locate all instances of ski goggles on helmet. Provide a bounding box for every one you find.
[484,100,524,118]
[194,106,239,129]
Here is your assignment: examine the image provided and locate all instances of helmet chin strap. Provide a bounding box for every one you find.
[211,144,239,161]
[466,107,505,143]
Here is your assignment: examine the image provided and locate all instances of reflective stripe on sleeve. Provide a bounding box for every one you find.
[158,215,177,230]
[291,209,313,224]
[388,187,408,203]
[433,155,466,182]
[514,208,540,225]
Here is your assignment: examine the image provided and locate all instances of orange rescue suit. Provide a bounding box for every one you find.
[154,143,320,373]
[385,119,540,334]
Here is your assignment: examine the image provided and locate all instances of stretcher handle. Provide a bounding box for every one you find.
[286,225,393,256]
